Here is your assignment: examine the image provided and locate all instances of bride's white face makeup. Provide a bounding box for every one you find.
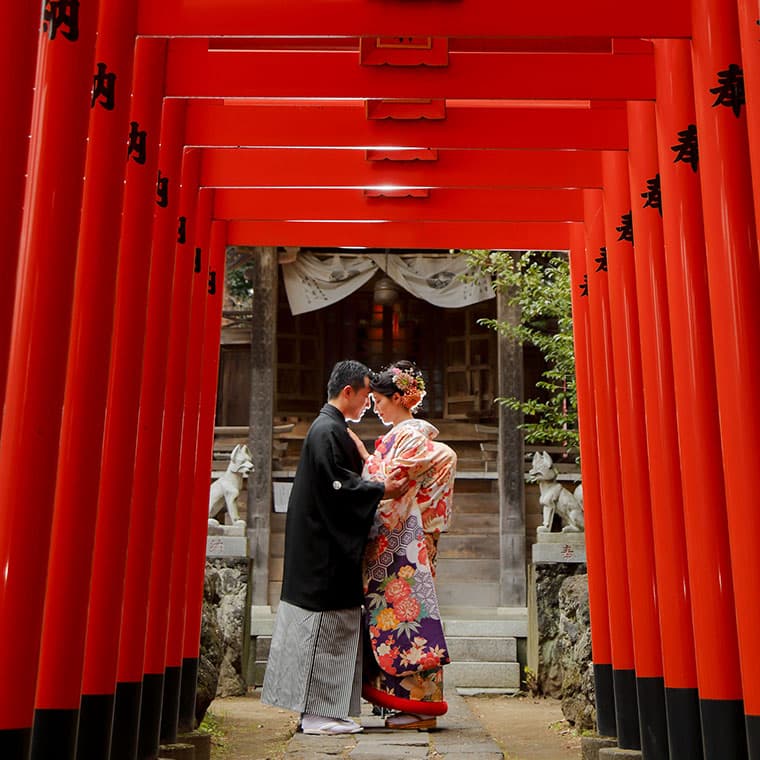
[371,392,400,426]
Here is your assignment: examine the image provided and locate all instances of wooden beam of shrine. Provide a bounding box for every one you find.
[184,101,628,151]
[137,0,690,38]
[165,41,655,100]
[214,188,585,222]
[225,220,571,250]
[200,148,604,189]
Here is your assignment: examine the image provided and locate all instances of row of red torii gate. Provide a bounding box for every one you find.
[1,2,760,760]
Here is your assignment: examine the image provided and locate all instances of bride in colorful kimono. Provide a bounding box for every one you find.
[349,361,457,731]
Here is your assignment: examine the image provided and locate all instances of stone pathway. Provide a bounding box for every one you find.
[283,685,504,760]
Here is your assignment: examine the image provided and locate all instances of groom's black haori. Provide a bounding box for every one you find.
[281,403,384,611]
[262,361,385,722]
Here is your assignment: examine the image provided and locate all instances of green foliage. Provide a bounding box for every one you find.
[464,250,578,452]
[523,665,541,697]
[226,267,253,307]
[198,710,227,749]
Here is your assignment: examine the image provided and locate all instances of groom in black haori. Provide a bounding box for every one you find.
[262,360,409,735]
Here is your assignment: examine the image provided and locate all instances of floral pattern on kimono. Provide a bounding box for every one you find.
[362,420,457,709]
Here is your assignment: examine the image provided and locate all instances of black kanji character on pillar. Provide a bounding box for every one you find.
[710,64,745,118]
[42,1,80,42]
[91,62,116,110]
[641,174,662,217]
[127,121,147,164]
[594,247,608,273]
[579,273,589,296]
[671,124,699,173]
[156,171,169,207]
[616,211,634,243]
[177,216,187,244]
[194,248,202,273]
[208,270,217,295]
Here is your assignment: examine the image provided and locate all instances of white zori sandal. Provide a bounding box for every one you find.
[300,714,364,735]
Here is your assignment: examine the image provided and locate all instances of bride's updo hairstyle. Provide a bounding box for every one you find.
[370,360,426,414]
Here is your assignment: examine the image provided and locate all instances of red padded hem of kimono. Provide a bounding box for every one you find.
[362,684,448,716]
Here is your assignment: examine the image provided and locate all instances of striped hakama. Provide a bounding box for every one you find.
[261,600,363,718]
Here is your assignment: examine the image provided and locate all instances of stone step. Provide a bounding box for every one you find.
[438,534,499,559]
[446,661,521,689]
[454,478,497,493]
[251,662,523,693]
[440,605,527,619]
[443,617,528,638]
[436,558,500,583]
[255,636,518,667]
[447,513,499,533]
[451,492,499,513]
[446,635,517,662]
[456,686,521,696]
[270,556,503,584]
[437,582,501,608]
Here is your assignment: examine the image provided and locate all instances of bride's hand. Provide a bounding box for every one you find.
[347,428,370,462]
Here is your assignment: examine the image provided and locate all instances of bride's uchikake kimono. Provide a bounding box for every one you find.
[361,418,457,716]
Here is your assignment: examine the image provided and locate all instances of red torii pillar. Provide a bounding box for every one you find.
[568,224,616,739]
[735,0,760,245]
[653,37,746,758]
[110,110,189,760]
[159,189,215,745]
[77,38,169,760]
[583,189,640,751]
[135,153,205,760]
[0,4,100,756]
[29,3,142,756]
[691,0,760,754]
[178,221,229,733]
[626,100,702,759]
[601,151,668,759]
[0,4,37,421]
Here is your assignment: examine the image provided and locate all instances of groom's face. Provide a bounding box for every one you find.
[344,376,372,422]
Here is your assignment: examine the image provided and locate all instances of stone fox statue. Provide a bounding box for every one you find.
[208,444,253,526]
[529,450,584,533]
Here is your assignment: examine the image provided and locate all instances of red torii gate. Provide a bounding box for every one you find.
[183,100,632,151]
[1,3,760,760]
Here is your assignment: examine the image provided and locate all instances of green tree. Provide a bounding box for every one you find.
[465,250,578,452]
[226,267,253,305]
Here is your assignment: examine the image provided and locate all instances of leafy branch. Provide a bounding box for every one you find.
[464,250,578,452]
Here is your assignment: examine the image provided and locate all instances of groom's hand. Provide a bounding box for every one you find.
[383,469,410,500]
[346,428,370,462]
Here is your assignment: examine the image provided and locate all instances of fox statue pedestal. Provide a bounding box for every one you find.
[532,531,586,564]
[206,522,247,559]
